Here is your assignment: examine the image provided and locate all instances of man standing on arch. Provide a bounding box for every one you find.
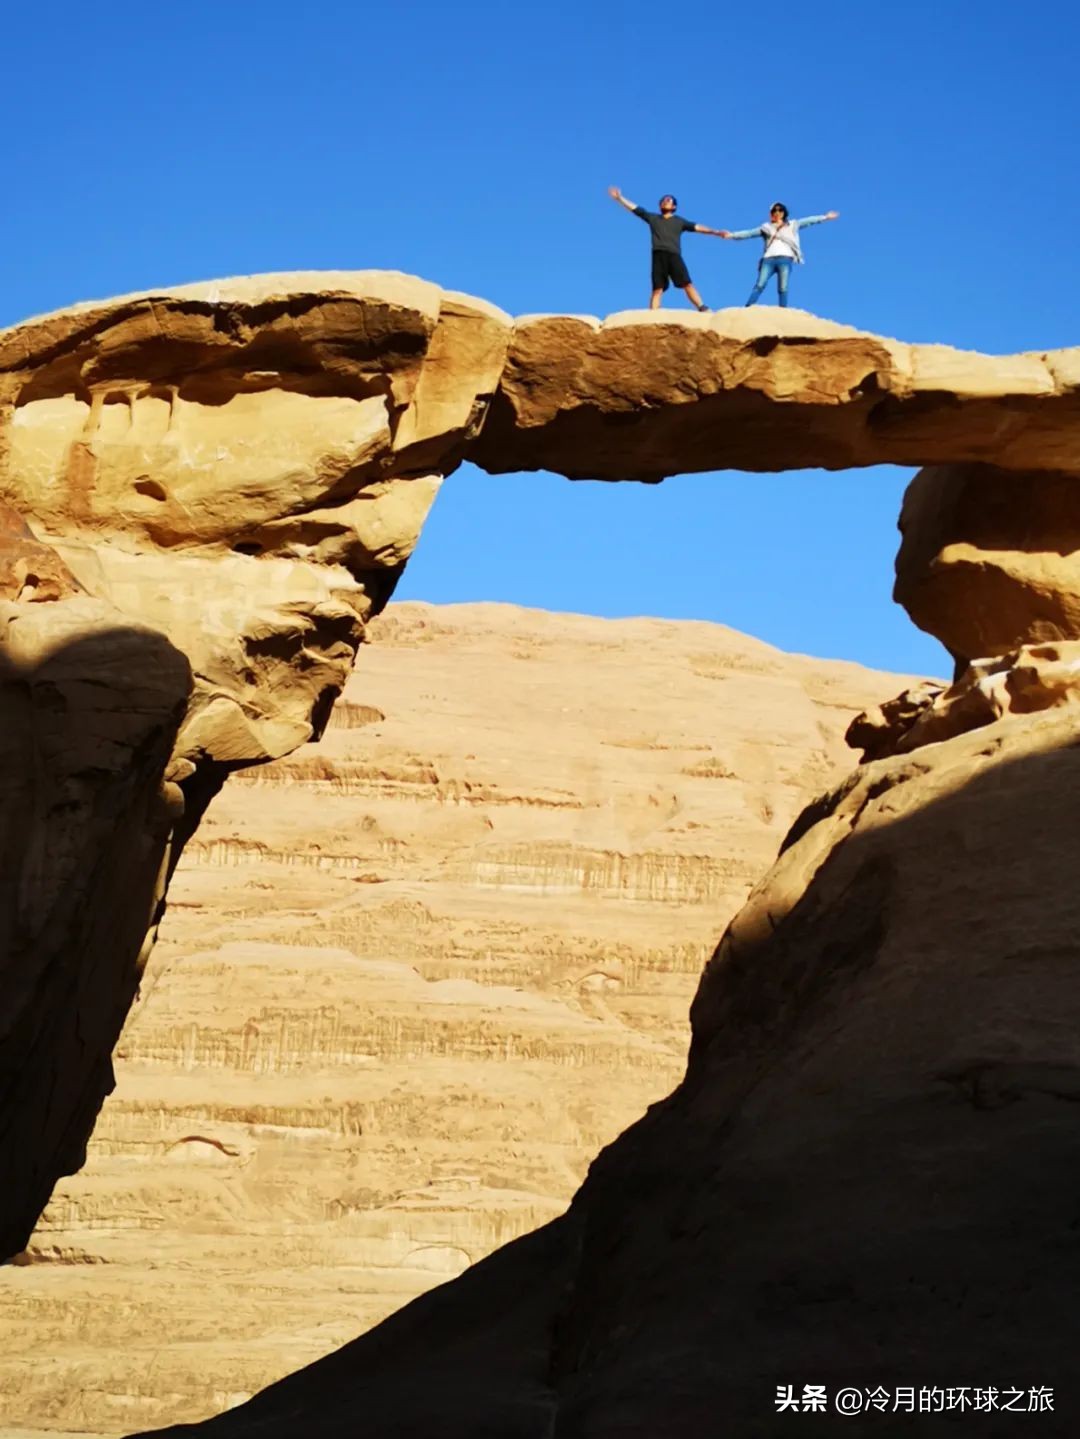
[608,186,723,311]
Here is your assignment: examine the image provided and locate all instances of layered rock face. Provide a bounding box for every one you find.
[2,601,906,1435]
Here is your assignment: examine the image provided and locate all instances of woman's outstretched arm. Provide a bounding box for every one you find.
[719,226,765,240]
[793,211,840,227]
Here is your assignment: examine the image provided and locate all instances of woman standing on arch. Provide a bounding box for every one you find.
[720,203,839,307]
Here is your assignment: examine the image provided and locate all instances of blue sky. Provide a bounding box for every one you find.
[6,0,1077,675]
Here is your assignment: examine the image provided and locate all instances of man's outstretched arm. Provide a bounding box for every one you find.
[691,223,726,237]
[608,185,644,215]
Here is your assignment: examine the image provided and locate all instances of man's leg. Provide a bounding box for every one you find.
[651,253,670,308]
[669,255,706,311]
[776,260,791,308]
[745,260,769,306]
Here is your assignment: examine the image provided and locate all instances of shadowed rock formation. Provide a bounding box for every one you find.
[0,509,191,1260]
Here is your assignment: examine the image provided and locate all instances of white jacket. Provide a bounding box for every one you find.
[728,215,830,264]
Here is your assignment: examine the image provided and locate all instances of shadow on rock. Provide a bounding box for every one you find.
[1,613,191,1259]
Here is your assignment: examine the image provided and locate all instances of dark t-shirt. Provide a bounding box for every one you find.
[633,207,697,254]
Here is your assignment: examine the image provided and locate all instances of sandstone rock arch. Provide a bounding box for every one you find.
[2,269,1078,1267]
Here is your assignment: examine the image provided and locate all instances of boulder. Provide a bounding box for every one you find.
[895,463,1080,661]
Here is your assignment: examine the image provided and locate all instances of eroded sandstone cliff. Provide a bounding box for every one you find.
[2,601,908,1434]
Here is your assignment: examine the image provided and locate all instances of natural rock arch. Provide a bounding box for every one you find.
[1,268,1078,1264]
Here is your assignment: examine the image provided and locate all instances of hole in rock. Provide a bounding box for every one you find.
[398,461,950,677]
[134,478,168,501]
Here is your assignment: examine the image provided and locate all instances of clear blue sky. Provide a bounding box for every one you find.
[6,1,1077,676]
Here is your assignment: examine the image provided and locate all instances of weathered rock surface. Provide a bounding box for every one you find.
[0,274,510,1258]
[1,601,908,1435]
[472,310,1080,481]
[895,462,1080,661]
[137,708,1080,1438]
[847,640,1080,760]
[2,272,511,767]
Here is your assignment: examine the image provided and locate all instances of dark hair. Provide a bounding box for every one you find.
[770,202,789,221]
[659,194,677,208]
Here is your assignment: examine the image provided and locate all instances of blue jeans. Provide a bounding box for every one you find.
[746,257,792,307]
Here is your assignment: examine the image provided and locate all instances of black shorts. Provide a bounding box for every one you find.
[651,250,691,290]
